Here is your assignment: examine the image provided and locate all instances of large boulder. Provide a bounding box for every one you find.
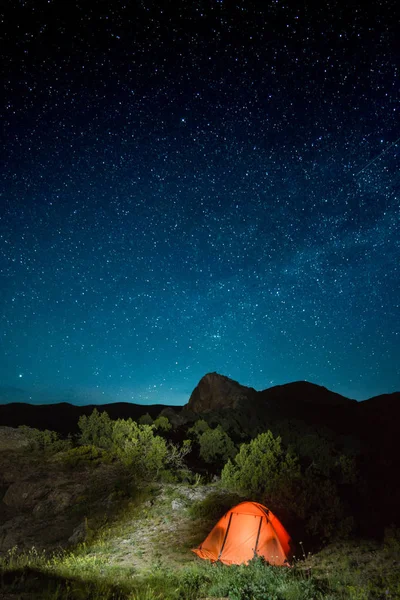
[2,480,48,510]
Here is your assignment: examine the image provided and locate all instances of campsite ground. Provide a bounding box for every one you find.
[1,476,400,599]
[0,436,400,599]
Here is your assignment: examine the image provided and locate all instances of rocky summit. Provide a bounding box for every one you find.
[185,372,256,413]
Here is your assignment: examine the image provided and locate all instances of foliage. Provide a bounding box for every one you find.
[206,557,320,600]
[198,425,236,466]
[335,454,358,485]
[111,418,168,479]
[60,444,112,468]
[139,413,154,426]
[189,491,244,522]
[153,415,172,433]
[18,425,71,454]
[165,439,192,471]
[295,472,354,539]
[187,419,210,440]
[78,409,114,450]
[221,430,300,507]
[221,430,353,541]
[77,411,191,483]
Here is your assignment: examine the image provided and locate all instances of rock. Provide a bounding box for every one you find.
[68,520,87,546]
[0,515,27,550]
[171,499,185,510]
[179,486,214,502]
[185,372,255,414]
[33,489,75,517]
[3,480,49,509]
[0,427,29,451]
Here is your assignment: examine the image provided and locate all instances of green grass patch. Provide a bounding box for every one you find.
[1,543,400,599]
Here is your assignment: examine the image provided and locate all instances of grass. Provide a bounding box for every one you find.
[2,535,400,599]
[1,483,399,599]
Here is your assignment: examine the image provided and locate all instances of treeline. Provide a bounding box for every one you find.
[19,409,361,543]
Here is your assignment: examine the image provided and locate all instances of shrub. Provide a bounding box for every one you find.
[199,425,236,467]
[188,419,210,440]
[18,425,71,454]
[111,418,168,479]
[153,415,172,433]
[139,413,154,426]
[60,445,111,468]
[221,430,353,541]
[205,557,320,600]
[189,491,244,522]
[221,430,300,508]
[165,439,192,471]
[78,409,114,450]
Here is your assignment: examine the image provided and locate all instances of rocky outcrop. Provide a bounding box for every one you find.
[185,372,256,414]
[0,427,29,451]
[0,444,121,553]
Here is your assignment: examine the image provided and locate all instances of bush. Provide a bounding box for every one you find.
[111,418,168,479]
[199,426,236,467]
[189,491,244,522]
[221,431,300,508]
[60,445,111,468]
[206,557,320,600]
[221,430,353,541]
[153,415,172,432]
[78,409,114,450]
[188,419,210,440]
[18,425,71,454]
[138,412,154,426]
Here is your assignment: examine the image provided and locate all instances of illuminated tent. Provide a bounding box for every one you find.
[192,501,292,566]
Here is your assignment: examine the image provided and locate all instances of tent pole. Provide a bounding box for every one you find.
[253,516,263,557]
[218,512,234,560]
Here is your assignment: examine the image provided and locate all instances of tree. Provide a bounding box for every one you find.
[221,430,300,508]
[139,413,154,426]
[188,419,210,440]
[165,439,192,470]
[199,425,236,467]
[78,409,113,450]
[153,415,172,433]
[221,430,354,540]
[111,418,167,479]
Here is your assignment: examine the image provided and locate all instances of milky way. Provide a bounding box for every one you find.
[1,1,399,404]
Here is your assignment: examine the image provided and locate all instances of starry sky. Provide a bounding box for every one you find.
[1,0,399,405]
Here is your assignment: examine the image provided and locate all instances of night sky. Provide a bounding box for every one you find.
[1,1,399,406]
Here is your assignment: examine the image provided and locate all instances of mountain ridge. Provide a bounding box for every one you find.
[0,373,398,437]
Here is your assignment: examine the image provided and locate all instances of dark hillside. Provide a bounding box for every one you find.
[0,402,172,436]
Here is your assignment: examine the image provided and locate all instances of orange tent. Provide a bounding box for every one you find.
[192,501,292,566]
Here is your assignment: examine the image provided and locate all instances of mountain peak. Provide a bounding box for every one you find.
[186,372,256,413]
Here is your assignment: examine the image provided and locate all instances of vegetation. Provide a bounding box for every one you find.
[221,430,354,540]
[1,538,400,599]
[78,409,114,450]
[18,425,72,454]
[198,425,237,467]
[2,410,398,599]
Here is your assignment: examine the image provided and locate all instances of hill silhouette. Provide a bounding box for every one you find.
[0,373,399,540]
[1,373,398,440]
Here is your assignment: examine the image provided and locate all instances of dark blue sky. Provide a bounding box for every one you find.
[1,0,399,405]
